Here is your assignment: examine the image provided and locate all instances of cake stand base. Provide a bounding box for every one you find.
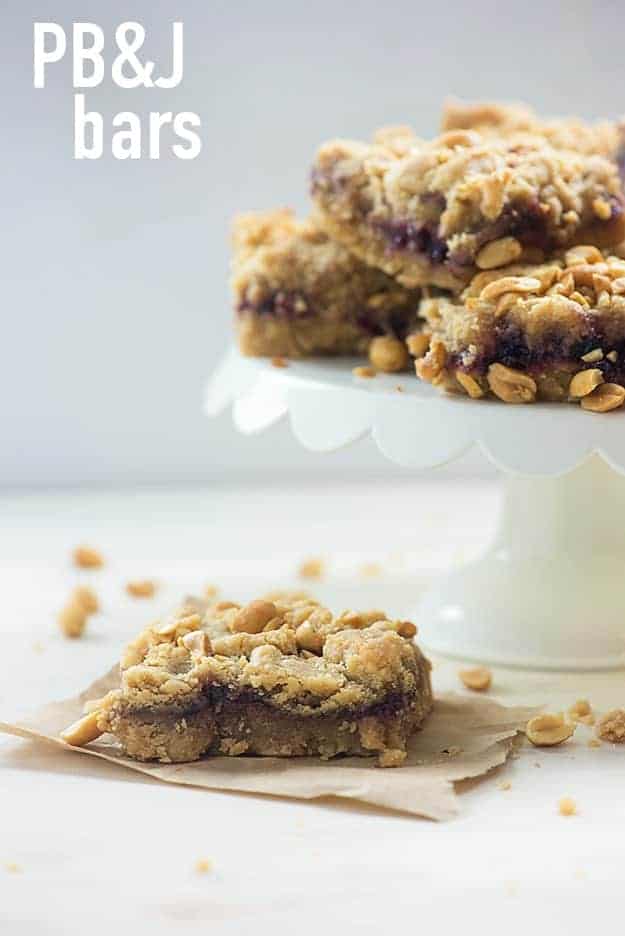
[206,351,625,671]
[416,455,625,670]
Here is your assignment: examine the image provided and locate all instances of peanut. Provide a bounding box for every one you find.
[487,363,536,404]
[230,600,277,634]
[475,236,522,270]
[525,713,575,747]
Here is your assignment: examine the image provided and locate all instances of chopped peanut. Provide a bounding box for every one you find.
[58,602,87,639]
[72,545,104,569]
[72,586,99,615]
[459,666,492,692]
[526,713,575,747]
[126,580,157,599]
[368,335,409,373]
[298,558,324,580]
[558,797,577,817]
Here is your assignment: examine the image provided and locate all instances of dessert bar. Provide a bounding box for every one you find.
[232,209,421,358]
[311,131,625,291]
[412,244,625,410]
[61,594,433,767]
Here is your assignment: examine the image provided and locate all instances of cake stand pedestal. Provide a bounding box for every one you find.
[206,350,625,670]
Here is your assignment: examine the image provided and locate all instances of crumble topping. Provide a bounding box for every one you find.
[231,209,420,358]
[441,99,622,162]
[311,130,625,291]
[413,245,625,407]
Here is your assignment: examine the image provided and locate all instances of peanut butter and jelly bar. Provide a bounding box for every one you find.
[412,244,625,411]
[61,594,432,767]
[232,210,420,358]
[440,99,624,164]
[311,131,625,291]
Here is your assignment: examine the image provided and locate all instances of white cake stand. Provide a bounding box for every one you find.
[206,349,625,671]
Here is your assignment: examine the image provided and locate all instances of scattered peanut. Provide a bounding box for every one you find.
[58,602,87,639]
[195,859,213,874]
[126,580,157,599]
[406,332,431,358]
[298,557,324,580]
[580,383,625,413]
[72,586,99,615]
[181,631,212,656]
[60,710,103,747]
[568,699,594,725]
[475,236,522,270]
[487,363,536,404]
[368,335,409,373]
[558,797,577,817]
[352,365,376,378]
[459,666,492,691]
[480,275,541,302]
[230,600,277,634]
[580,348,604,364]
[525,713,575,747]
[568,369,604,399]
[271,356,288,368]
[72,545,104,569]
[455,370,484,399]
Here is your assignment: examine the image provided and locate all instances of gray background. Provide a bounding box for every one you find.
[3,0,624,486]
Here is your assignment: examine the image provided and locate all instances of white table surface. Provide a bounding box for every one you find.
[1,480,625,935]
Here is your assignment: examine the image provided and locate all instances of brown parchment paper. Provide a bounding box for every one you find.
[0,667,535,820]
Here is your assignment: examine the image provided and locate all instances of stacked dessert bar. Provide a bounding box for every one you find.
[232,101,625,411]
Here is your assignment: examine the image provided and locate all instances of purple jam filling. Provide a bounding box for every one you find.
[238,291,414,338]
[453,328,625,381]
[238,291,313,320]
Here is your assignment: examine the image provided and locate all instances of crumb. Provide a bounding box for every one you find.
[395,385,404,392]
[459,666,492,691]
[596,708,625,742]
[3,862,21,873]
[271,356,288,368]
[72,585,99,615]
[352,365,376,378]
[568,698,594,725]
[588,738,602,748]
[58,602,87,639]
[378,748,407,767]
[204,585,219,600]
[558,797,577,816]
[360,562,381,578]
[126,580,157,599]
[498,780,512,791]
[72,545,104,569]
[298,558,324,580]
[195,859,213,873]
[526,713,575,747]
